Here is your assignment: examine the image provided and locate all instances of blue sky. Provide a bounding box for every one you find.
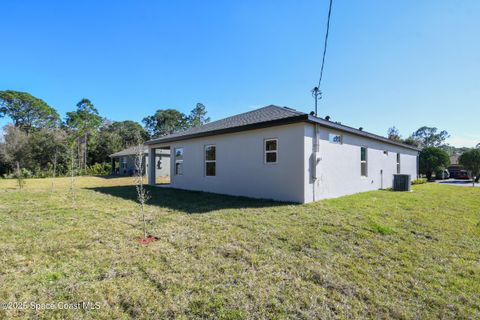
[1,0,479,147]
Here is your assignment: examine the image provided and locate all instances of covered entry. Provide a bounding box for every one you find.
[110,146,170,182]
[147,146,172,185]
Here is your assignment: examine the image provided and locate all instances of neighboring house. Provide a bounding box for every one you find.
[110,146,170,177]
[448,155,463,179]
[145,105,419,203]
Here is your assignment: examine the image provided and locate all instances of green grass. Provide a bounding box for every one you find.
[0,177,479,319]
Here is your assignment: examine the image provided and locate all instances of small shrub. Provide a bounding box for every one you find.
[21,168,33,178]
[412,178,427,185]
[370,223,395,235]
[85,162,112,175]
[45,271,63,282]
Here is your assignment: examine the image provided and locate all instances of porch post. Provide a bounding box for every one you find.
[111,158,115,175]
[148,147,156,185]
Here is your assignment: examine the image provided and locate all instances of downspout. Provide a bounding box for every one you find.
[417,152,420,179]
[312,124,320,202]
[380,169,384,189]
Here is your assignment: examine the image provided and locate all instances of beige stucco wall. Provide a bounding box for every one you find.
[145,152,170,177]
[148,122,418,203]
[149,123,306,203]
[304,124,418,202]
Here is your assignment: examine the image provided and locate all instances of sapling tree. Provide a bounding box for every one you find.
[133,142,150,239]
[51,152,57,192]
[67,142,78,209]
[14,163,26,189]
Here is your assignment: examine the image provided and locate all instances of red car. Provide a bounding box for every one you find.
[457,170,470,180]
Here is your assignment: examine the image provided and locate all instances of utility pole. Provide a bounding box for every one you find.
[311,87,322,116]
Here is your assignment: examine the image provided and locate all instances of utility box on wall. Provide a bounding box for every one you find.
[393,174,411,191]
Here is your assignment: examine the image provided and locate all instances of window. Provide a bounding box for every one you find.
[396,153,401,174]
[329,133,342,144]
[121,157,127,169]
[174,148,184,175]
[205,145,216,176]
[361,147,368,177]
[265,139,278,163]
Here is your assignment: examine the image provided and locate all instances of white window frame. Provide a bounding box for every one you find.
[360,147,368,177]
[174,147,184,176]
[328,133,343,144]
[396,153,401,174]
[204,144,216,177]
[121,157,127,169]
[264,138,278,164]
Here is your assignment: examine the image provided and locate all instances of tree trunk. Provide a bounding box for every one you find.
[426,171,433,181]
[84,132,88,170]
[142,204,147,239]
[53,152,57,178]
[16,161,23,189]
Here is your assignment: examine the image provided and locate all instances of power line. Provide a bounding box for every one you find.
[312,0,333,116]
[318,0,333,89]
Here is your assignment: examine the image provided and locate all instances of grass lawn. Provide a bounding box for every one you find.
[0,176,479,319]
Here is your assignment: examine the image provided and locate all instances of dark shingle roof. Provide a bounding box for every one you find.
[109,146,148,158]
[145,105,419,151]
[145,105,305,145]
[109,146,170,158]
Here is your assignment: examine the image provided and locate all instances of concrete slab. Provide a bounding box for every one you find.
[436,179,480,187]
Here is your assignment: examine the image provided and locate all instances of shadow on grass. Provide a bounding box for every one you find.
[92,175,130,179]
[87,185,288,214]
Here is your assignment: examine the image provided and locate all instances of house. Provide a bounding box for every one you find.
[109,146,170,177]
[448,155,464,179]
[145,105,419,203]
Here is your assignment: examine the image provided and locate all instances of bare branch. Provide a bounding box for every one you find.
[133,140,150,239]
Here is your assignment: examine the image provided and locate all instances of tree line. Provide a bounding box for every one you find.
[1,89,478,182]
[0,90,210,178]
[387,126,480,182]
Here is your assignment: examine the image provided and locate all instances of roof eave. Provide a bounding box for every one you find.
[306,115,421,151]
[144,112,419,152]
[145,114,310,145]
[109,150,149,158]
